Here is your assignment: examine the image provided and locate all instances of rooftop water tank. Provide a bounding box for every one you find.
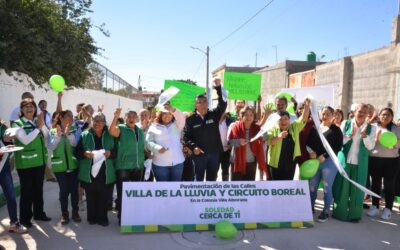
[307,51,316,62]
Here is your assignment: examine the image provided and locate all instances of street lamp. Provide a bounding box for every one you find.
[191,46,210,103]
[318,54,326,62]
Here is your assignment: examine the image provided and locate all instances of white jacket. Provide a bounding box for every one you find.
[145,109,185,166]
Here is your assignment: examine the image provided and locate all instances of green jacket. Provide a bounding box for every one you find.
[267,118,305,168]
[0,124,6,139]
[50,128,78,173]
[12,118,47,169]
[115,124,145,170]
[78,128,116,184]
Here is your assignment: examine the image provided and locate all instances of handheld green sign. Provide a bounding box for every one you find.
[223,72,261,101]
[164,80,205,112]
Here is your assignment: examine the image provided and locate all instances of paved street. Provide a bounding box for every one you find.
[0,180,399,250]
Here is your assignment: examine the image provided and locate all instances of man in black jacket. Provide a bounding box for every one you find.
[183,78,227,181]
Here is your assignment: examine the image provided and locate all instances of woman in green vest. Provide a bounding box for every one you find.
[75,112,116,226]
[47,110,81,225]
[266,98,310,180]
[12,98,51,228]
[109,108,145,223]
[333,103,376,222]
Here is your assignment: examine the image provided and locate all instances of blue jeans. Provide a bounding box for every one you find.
[153,163,184,182]
[54,170,79,214]
[309,157,338,213]
[0,160,18,223]
[192,152,220,181]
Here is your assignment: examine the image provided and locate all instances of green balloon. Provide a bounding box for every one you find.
[379,131,397,148]
[49,75,65,93]
[215,220,237,239]
[287,103,295,115]
[300,159,320,179]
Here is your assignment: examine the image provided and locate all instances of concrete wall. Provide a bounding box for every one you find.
[315,46,399,117]
[212,44,400,119]
[315,60,341,88]
[0,69,143,125]
[351,47,395,109]
[257,61,321,107]
[258,63,288,106]
[210,61,322,110]
[315,59,348,112]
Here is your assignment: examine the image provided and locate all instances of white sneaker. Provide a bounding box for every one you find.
[79,200,86,211]
[9,222,28,234]
[367,205,379,217]
[380,208,392,220]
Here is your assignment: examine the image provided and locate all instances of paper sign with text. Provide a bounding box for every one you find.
[280,85,335,110]
[223,72,261,101]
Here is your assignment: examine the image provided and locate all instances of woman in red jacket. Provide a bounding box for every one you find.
[228,106,267,181]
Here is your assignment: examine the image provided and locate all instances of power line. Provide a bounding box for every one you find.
[192,55,206,79]
[210,50,226,65]
[218,0,300,59]
[211,0,275,48]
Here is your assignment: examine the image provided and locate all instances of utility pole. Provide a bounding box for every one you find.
[206,46,210,103]
[398,0,400,15]
[191,45,210,104]
[137,75,142,91]
[273,45,278,64]
[255,52,258,67]
[344,47,349,56]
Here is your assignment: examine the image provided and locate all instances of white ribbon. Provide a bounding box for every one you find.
[91,149,106,178]
[250,113,281,142]
[221,88,228,102]
[144,159,152,181]
[309,102,380,198]
[4,128,19,137]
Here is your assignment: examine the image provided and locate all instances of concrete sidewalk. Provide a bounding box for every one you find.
[0,180,400,250]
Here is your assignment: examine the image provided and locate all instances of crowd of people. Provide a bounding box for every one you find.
[0,78,399,234]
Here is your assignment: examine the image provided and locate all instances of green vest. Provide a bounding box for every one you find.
[115,124,145,170]
[50,127,78,173]
[12,118,47,169]
[78,128,116,184]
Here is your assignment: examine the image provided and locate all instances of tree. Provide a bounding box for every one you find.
[85,63,104,90]
[0,0,107,88]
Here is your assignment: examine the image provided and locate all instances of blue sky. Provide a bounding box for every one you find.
[89,0,398,91]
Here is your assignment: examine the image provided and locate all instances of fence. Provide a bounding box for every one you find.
[85,61,138,98]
